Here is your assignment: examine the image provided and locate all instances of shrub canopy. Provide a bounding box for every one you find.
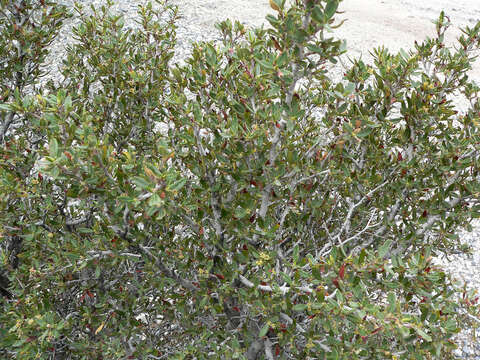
[1,0,480,359]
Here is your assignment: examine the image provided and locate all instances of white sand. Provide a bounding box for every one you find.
[183,0,480,80]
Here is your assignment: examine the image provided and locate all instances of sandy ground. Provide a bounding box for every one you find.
[179,0,480,80]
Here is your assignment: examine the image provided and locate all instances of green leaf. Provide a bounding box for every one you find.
[95,266,101,279]
[280,271,293,285]
[64,95,72,111]
[49,138,59,157]
[378,239,392,258]
[259,323,270,337]
[167,178,187,192]
[311,5,324,24]
[415,327,432,342]
[231,117,239,136]
[266,14,280,27]
[306,44,324,55]
[234,206,249,219]
[387,292,396,313]
[292,303,307,311]
[325,0,339,20]
[155,207,166,220]
[293,244,299,263]
[344,82,355,95]
[276,51,288,67]
[148,193,162,207]
[357,128,373,137]
[132,176,151,190]
[0,103,11,111]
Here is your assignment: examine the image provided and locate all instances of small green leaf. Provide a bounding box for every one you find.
[306,44,324,55]
[231,117,239,136]
[293,244,299,263]
[148,193,162,207]
[280,272,292,285]
[132,176,151,190]
[344,82,355,95]
[64,95,72,111]
[378,239,392,258]
[311,5,324,24]
[234,206,249,219]
[387,292,396,313]
[292,303,307,311]
[415,327,432,342]
[357,128,373,137]
[49,138,59,157]
[259,323,270,337]
[95,266,101,279]
[168,178,187,192]
[155,207,166,220]
[276,51,288,67]
[325,0,339,20]
[0,103,11,111]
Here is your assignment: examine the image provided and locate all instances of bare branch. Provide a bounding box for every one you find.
[335,180,389,243]
[139,245,197,292]
[264,339,274,360]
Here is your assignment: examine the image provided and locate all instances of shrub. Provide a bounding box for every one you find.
[1,0,480,358]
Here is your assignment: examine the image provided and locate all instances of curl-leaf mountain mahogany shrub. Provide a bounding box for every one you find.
[1,0,480,358]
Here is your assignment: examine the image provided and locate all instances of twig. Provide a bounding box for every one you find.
[139,245,197,292]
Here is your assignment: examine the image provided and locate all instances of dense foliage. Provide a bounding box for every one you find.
[1,0,480,358]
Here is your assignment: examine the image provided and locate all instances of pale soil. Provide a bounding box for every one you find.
[174,0,480,80]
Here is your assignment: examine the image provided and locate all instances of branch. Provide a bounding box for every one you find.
[259,121,286,219]
[180,214,200,233]
[337,210,380,248]
[279,312,306,334]
[137,184,162,201]
[238,274,338,298]
[66,216,89,227]
[416,196,462,236]
[95,149,116,183]
[245,339,263,360]
[465,311,480,324]
[207,169,223,242]
[0,111,15,145]
[258,2,312,220]
[335,180,389,243]
[348,189,407,257]
[139,245,197,292]
[86,250,142,259]
[264,339,274,360]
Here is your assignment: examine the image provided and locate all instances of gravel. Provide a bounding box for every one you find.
[40,0,480,358]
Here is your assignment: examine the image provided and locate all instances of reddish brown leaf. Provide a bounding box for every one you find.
[272,37,282,51]
[275,344,280,356]
[339,263,346,280]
